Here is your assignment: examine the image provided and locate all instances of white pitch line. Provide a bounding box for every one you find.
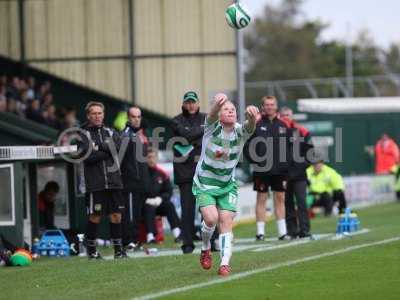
[133,236,400,300]
[104,229,371,260]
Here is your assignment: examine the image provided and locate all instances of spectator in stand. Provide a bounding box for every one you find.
[43,104,60,129]
[144,148,181,244]
[26,99,45,123]
[38,181,60,230]
[6,76,21,100]
[0,98,6,113]
[0,84,6,112]
[41,92,54,110]
[0,75,7,87]
[60,107,79,130]
[37,81,51,101]
[375,133,399,175]
[7,98,20,116]
[26,76,36,99]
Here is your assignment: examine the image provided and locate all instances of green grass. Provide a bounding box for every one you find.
[1,202,399,300]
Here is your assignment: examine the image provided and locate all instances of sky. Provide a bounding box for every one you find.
[240,0,399,49]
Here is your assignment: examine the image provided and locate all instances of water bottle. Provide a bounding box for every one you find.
[77,234,86,257]
[32,238,40,259]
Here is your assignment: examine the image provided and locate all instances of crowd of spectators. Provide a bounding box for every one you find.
[0,75,78,130]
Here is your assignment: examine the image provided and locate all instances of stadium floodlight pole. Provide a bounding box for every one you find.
[346,22,354,98]
[236,0,246,124]
[128,0,136,105]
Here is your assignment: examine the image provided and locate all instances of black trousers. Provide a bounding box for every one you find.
[285,179,310,236]
[312,192,333,216]
[122,191,146,245]
[39,209,55,230]
[178,183,196,248]
[333,190,347,213]
[144,201,180,235]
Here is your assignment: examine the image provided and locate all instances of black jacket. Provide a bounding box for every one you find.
[78,123,123,192]
[287,121,314,181]
[120,123,150,193]
[171,107,206,184]
[146,165,173,202]
[245,115,293,176]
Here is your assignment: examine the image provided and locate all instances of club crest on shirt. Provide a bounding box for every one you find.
[279,127,286,134]
[215,149,229,160]
[260,126,267,131]
[94,204,102,211]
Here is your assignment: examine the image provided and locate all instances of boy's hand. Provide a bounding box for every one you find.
[244,105,259,134]
[214,93,228,108]
[208,93,229,123]
[245,105,259,120]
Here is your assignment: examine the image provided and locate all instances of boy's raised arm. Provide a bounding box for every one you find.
[207,93,228,124]
[244,105,259,134]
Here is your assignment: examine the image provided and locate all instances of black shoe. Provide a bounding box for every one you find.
[255,234,265,241]
[114,250,128,259]
[298,232,314,240]
[147,239,157,245]
[181,244,195,254]
[88,251,103,260]
[278,234,291,241]
[124,242,138,252]
[174,236,182,244]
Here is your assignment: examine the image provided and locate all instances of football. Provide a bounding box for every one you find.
[225,2,251,30]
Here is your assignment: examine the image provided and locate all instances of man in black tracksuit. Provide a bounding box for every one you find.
[79,101,125,259]
[172,91,206,254]
[120,106,150,249]
[245,96,293,241]
[280,107,313,239]
[143,149,181,243]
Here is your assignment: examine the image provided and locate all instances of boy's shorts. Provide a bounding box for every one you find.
[192,181,238,212]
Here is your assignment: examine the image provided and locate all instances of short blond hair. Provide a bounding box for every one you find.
[85,101,104,114]
[261,95,277,105]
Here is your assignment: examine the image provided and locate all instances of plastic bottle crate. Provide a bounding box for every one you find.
[37,230,70,257]
[336,208,360,234]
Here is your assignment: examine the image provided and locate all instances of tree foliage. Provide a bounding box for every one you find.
[244,0,388,82]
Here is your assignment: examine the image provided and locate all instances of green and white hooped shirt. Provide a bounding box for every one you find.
[193,118,254,193]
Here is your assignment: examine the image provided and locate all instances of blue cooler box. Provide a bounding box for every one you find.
[38,230,70,257]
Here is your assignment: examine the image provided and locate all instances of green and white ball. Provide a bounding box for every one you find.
[225,3,251,30]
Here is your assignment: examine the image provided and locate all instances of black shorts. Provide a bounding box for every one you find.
[253,174,287,192]
[86,190,124,215]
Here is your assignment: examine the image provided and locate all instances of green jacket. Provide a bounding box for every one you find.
[306,164,344,195]
[390,165,400,191]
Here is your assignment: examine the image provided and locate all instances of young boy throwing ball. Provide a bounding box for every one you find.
[193,93,258,276]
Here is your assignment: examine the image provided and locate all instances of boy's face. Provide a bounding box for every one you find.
[219,102,237,125]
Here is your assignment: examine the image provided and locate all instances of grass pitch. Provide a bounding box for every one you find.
[1,202,399,300]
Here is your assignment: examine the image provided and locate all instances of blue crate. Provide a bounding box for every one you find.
[336,208,360,234]
[38,230,70,257]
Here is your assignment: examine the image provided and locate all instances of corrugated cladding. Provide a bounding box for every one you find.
[0,1,20,60]
[3,0,236,117]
